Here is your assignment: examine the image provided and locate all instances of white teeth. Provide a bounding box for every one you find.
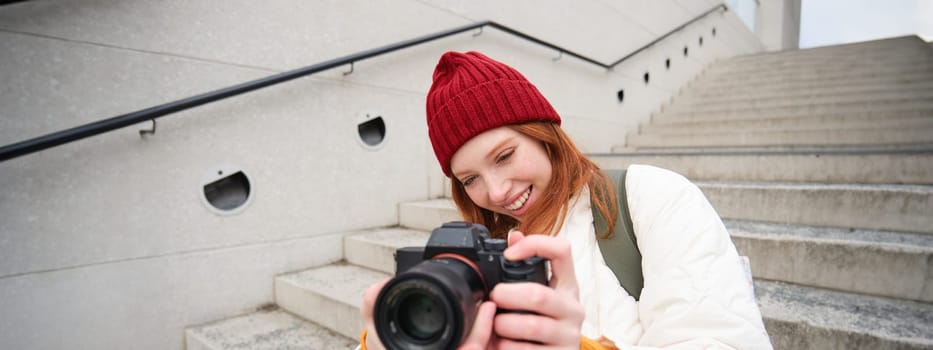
[505,189,531,211]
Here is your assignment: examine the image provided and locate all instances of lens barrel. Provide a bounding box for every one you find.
[374,258,485,350]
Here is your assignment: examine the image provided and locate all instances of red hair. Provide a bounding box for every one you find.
[450,122,617,239]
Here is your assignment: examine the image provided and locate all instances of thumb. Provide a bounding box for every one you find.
[507,230,525,246]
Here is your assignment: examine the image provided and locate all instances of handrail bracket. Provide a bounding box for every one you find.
[139,119,157,137]
[553,50,564,62]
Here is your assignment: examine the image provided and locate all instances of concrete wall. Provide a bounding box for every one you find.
[757,0,802,51]
[0,1,763,349]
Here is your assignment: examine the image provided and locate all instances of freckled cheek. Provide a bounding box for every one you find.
[465,187,489,208]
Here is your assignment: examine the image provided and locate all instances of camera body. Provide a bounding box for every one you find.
[395,221,549,287]
[374,221,548,350]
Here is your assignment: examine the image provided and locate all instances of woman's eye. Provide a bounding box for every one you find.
[462,176,476,187]
[496,150,514,163]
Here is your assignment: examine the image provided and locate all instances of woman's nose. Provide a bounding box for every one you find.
[486,176,510,204]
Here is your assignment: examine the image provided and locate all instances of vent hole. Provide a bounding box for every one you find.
[699,36,704,46]
[358,116,386,147]
[617,89,625,103]
[665,58,671,70]
[204,171,251,211]
[683,46,689,57]
[712,27,717,36]
[643,72,650,85]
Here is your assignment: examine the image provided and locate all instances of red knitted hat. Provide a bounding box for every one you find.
[426,51,561,177]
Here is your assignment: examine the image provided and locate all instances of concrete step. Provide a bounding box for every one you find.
[267,259,933,350]
[686,69,933,93]
[651,107,933,125]
[626,124,933,148]
[697,181,933,235]
[729,36,931,63]
[612,144,933,157]
[727,47,933,71]
[667,89,933,113]
[324,219,933,348]
[651,100,933,122]
[688,77,933,101]
[346,218,933,303]
[719,55,933,80]
[684,77,933,102]
[708,52,933,73]
[657,97,933,120]
[185,308,357,350]
[704,54,933,78]
[398,198,461,232]
[589,149,933,184]
[756,279,933,350]
[345,227,429,274]
[401,179,933,236]
[682,79,933,103]
[730,44,933,66]
[726,220,933,302]
[640,113,933,135]
[275,263,388,340]
[700,60,933,86]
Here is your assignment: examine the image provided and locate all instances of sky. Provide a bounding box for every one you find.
[799,0,933,48]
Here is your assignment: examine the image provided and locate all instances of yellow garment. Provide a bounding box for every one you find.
[581,335,619,349]
[359,329,616,350]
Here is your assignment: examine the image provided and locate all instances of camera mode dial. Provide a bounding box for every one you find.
[482,238,507,251]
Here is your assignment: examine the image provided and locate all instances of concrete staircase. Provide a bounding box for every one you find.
[185,36,933,349]
[593,35,933,349]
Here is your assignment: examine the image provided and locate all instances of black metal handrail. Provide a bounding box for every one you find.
[0,4,726,162]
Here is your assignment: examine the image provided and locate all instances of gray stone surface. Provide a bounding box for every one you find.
[366,199,933,302]
[628,125,933,147]
[683,80,933,102]
[592,151,933,184]
[670,89,933,112]
[398,199,461,232]
[641,112,933,135]
[615,35,933,348]
[275,263,389,339]
[757,280,933,350]
[727,220,933,302]
[696,181,933,234]
[345,228,430,274]
[186,308,357,350]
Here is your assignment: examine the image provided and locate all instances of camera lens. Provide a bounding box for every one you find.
[397,292,445,340]
[375,258,486,350]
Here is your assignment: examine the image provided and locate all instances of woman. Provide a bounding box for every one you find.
[358,51,772,349]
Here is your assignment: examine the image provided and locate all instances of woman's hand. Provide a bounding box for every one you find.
[360,278,498,350]
[361,278,389,350]
[489,231,585,349]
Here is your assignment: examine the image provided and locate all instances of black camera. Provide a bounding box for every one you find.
[373,221,549,350]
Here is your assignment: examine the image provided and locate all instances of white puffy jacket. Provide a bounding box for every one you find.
[555,164,772,349]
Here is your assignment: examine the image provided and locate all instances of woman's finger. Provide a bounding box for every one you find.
[504,234,577,292]
[490,282,584,321]
[493,312,579,346]
[459,301,497,350]
[361,278,389,323]
[507,230,524,246]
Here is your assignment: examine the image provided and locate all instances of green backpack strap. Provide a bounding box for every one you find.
[592,168,644,300]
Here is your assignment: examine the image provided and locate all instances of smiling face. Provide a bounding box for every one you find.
[450,126,553,222]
